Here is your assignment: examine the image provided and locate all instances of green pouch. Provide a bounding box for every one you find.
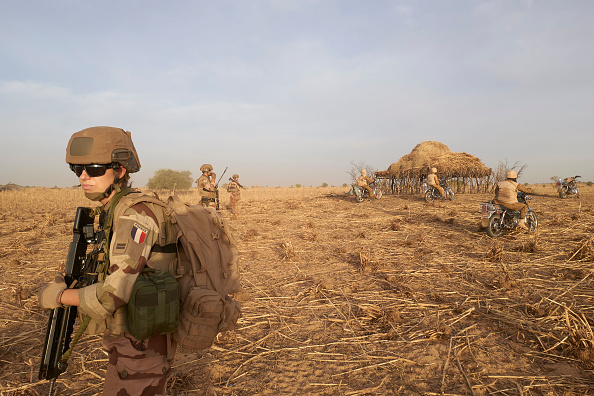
[127,268,180,340]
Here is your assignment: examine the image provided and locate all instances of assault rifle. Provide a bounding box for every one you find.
[39,207,104,395]
[228,177,246,189]
[214,167,228,210]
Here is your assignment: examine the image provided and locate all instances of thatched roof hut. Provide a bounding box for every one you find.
[376,141,492,194]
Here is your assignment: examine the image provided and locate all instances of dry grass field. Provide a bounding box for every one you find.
[1,185,594,395]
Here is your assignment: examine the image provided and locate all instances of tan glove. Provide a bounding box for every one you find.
[210,172,216,181]
[38,272,67,309]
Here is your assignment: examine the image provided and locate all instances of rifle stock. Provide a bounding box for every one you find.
[39,207,102,388]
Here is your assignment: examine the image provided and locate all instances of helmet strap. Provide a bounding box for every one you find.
[83,166,122,201]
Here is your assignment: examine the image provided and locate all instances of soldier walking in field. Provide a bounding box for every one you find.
[227,173,242,219]
[196,164,217,207]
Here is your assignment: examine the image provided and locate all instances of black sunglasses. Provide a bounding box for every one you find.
[69,163,118,177]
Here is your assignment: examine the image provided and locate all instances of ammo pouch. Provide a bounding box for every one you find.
[127,268,180,340]
[200,188,217,199]
[174,287,241,350]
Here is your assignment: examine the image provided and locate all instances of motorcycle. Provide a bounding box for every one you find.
[479,191,538,237]
[422,178,455,202]
[556,175,580,199]
[350,181,383,203]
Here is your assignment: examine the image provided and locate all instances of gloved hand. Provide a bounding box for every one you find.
[38,273,67,309]
[210,172,216,181]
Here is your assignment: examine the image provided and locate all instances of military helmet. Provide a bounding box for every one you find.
[66,126,140,173]
[232,174,239,179]
[430,167,437,173]
[506,170,518,179]
[200,164,213,172]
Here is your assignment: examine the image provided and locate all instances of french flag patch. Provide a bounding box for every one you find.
[131,223,147,244]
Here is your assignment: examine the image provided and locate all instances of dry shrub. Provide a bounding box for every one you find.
[562,306,594,369]
[511,234,539,253]
[567,237,594,261]
[281,240,297,260]
[485,242,504,262]
[359,248,375,272]
[498,262,517,290]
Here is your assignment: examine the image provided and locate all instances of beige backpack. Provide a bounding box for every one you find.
[116,192,242,350]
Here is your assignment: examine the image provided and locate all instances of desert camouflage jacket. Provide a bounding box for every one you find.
[78,195,176,335]
[495,180,531,204]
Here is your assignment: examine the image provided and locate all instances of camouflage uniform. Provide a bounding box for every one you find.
[227,174,241,219]
[494,179,532,219]
[427,168,445,197]
[40,127,177,396]
[357,169,375,198]
[197,164,217,207]
[79,193,177,395]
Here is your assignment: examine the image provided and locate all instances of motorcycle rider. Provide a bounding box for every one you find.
[493,170,533,230]
[357,169,375,198]
[427,167,445,197]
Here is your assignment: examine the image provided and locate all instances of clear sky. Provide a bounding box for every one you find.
[1,0,592,188]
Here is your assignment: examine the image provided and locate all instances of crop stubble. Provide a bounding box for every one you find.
[0,185,593,395]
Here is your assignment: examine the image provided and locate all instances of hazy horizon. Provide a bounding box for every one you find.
[1,1,592,188]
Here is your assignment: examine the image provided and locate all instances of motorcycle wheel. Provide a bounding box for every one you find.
[559,189,567,199]
[486,215,504,238]
[446,188,455,201]
[424,190,434,202]
[355,194,364,203]
[526,211,538,232]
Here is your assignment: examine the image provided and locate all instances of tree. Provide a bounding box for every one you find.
[321,182,328,188]
[494,159,527,182]
[147,169,193,190]
[347,161,376,183]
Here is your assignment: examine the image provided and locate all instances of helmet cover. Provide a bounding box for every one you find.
[66,126,140,173]
[200,164,213,172]
[506,170,518,179]
[232,174,239,179]
[430,167,437,173]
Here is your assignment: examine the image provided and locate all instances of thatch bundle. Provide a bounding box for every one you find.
[376,141,493,194]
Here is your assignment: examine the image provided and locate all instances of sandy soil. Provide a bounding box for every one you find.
[1,185,593,395]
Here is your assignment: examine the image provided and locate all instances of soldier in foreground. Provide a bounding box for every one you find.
[426,167,445,197]
[38,127,176,395]
[196,164,217,207]
[493,170,533,230]
[227,173,242,219]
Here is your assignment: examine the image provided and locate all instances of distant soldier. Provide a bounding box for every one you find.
[427,167,445,197]
[357,169,375,198]
[196,164,217,207]
[493,170,533,230]
[227,174,242,219]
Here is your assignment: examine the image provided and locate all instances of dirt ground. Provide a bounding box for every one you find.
[1,185,593,395]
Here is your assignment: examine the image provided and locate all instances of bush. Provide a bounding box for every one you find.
[295,184,302,188]
[147,169,193,190]
[342,183,348,187]
[587,181,592,187]
[321,183,328,188]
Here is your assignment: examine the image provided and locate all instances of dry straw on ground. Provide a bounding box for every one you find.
[1,184,594,395]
